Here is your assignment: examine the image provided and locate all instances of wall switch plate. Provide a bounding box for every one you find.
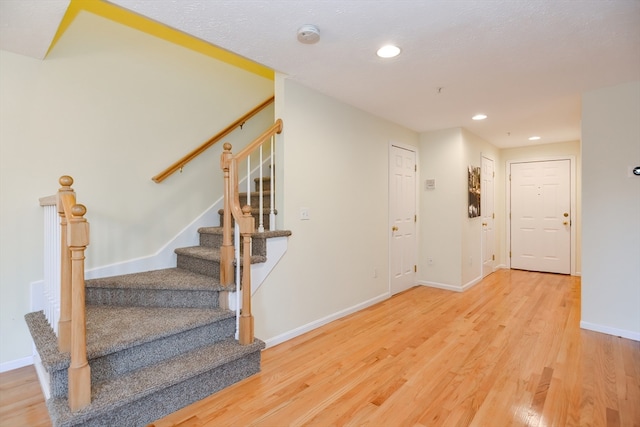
[300,207,311,220]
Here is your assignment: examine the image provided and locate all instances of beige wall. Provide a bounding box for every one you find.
[581,81,640,339]
[417,128,501,290]
[461,129,502,285]
[418,129,464,287]
[0,12,274,366]
[253,76,419,344]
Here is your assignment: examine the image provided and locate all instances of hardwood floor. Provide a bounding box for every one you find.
[1,270,638,426]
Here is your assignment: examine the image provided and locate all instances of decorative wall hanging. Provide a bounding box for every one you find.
[468,165,481,218]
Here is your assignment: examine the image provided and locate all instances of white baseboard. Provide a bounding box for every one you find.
[461,275,483,291]
[263,292,390,349]
[580,321,640,341]
[418,280,463,292]
[0,356,33,373]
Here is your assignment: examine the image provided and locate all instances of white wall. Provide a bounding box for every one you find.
[253,77,419,345]
[0,11,274,367]
[418,129,464,288]
[461,129,501,286]
[581,81,640,340]
[418,128,501,290]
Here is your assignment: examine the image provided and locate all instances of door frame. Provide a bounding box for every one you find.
[481,154,495,278]
[506,155,577,275]
[388,141,419,295]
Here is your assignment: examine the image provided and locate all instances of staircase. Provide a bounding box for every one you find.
[25,177,291,427]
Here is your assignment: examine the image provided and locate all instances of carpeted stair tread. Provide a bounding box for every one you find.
[175,245,267,264]
[46,338,265,427]
[85,268,222,291]
[26,307,234,372]
[84,306,234,360]
[197,227,292,239]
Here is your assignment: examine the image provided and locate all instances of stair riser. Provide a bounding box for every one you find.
[176,254,254,280]
[49,316,236,398]
[177,254,220,278]
[49,351,261,427]
[254,177,271,192]
[86,288,219,308]
[218,211,273,231]
[199,233,267,255]
[239,193,272,209]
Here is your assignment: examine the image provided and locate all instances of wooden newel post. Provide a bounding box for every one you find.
[220,143,234,291]
[239,205,255,345]
[57,176,75,353]
[67,204,91,411]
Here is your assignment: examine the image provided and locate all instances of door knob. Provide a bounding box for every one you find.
[392,226,398,232]
[482,222,487,226]
[563,221,569,225]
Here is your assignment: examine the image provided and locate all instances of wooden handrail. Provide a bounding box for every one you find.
[152,96,275,183]
[220,119,283,345]
[233,119,283,162]
[56,176,91,412]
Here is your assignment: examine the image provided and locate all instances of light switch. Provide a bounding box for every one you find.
[300,207,311,220]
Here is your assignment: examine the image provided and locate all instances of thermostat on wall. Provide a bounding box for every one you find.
[425,179,436,190]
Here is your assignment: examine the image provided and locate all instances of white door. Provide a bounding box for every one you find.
[510,160,571,274]
[389,145,417,295]
[481,156,495,277]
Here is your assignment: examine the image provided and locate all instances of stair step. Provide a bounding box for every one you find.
[197,227,292,254]
[46,338,264,427]
[26,307,236,399]
[217,208,277,232]
[254,176,272,192]
[86,268,223,308]
[239,191,273,208]
[175,246,266,278]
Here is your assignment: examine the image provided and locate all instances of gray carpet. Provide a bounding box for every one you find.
[25,222,289,427]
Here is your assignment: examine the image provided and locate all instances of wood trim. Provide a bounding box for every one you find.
[232,119,283,162]
[152,96,275,183]
[39,194,56,206]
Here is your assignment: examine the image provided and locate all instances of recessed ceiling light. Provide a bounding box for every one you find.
[377,45,401,58]
[472,114,487,121]
[529,136,541,141]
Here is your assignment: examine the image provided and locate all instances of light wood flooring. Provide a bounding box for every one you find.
[1,269,638,426]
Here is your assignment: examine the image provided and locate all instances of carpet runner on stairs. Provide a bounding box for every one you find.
[25,214,290,426]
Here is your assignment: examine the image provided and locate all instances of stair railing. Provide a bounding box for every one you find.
[56,176,91,411]
[152,96,274,183]
[220,119,283,345]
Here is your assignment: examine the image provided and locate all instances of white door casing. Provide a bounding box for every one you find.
[481,156,495,277]
[389,144,417,295]
[510,159,571,274]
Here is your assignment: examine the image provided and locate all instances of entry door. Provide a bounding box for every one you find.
[389,145,416,295]
[481,156,495,277]
[510,160,571,274]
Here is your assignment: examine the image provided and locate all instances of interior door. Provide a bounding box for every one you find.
[389,145,416,295]
[510,159,571,274]
[481,156,495,277]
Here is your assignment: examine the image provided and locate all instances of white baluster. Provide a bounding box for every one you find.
[234,223,240,340]
[258,144,265,232]
[246,156,251,208]
[269,135,276,230]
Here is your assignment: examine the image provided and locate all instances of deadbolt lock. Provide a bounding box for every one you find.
[563,212,569,217]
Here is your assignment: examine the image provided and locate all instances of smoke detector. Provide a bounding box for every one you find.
[297,25,320,44]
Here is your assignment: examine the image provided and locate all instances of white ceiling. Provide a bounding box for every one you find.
[2,0,639,148]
